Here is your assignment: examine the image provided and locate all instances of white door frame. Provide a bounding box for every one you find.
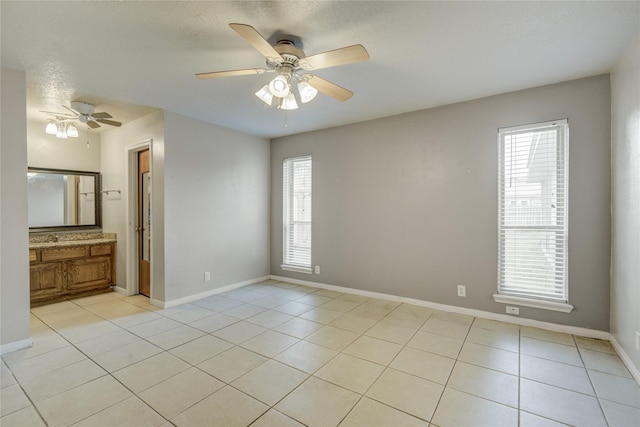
[125,139,153,297]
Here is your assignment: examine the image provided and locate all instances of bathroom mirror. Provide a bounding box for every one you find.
[27,168,102,232]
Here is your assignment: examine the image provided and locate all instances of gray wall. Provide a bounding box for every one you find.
[163,111,270,302]
[271,75,611,331]
[1,67,30,348]
[611,33,640,372]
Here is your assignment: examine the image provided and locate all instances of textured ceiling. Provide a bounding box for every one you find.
[2,1,639,138]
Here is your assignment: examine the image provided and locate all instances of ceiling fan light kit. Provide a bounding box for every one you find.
[197,23,369,111]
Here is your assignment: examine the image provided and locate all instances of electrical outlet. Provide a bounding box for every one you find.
[635,331,640,352]
[315,265,320,274]
[457,285,466,297]
[204,272,211,282]
[506,306,519,315]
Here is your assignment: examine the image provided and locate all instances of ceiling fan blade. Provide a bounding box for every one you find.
[62,105,81,116]
[307,75,353,102]
[96,118,122,127]
[91,112,112,119]
[299,45,369,71]
[196,68,270,79]
[229,23,283,61]
[87,120,100,129]
[40,110,75,118]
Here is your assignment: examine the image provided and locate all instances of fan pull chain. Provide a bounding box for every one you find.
[86,125,90,149]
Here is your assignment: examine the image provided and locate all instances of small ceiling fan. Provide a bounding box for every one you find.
[42,101,122,129]
[196,23,369,109]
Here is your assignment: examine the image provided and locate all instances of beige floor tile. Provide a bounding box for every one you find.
[91,339,163,372]
[390,346,455,384]
[159,303,216,323]
[169,334,233,365]
[246,310,294,329]
[145,324,205,350]
[471,318,520,335]
[431,311,474,325]
[447,361,519,408]
[275,377,360,427]
[171,385,268,427]
[273,301,315,316]
[295,294,334,307]
[328,314,377,334]
[458,341,519,375]
[299,307,344,324]
[366,367,443,421]
[34,307,93,325]
[343,335,402,366]
[110,310,165,329]
[365,322,416,344]
[0,405,46,427]
[364,299,401,311]
[313,289,344,298]
[521,354,594,395]
[421,317,471,340]
[336,293,370,304]
[222,289,264,303]
[211,320,267,344]
[197,346,268,383]
[35,375,132,427]
[232,359,308,406]
[123,294,159,309]
[521,327,575,346]
[349,305,393,321]
[519,411,569,427]
[31,300,77,315]
[138,367,224,419]
[520,378,607,427]
[21,358,106,402]
[192,295,243,312]
[306,326,360,351]
[240,330,299,357]
[187,312,238,332]
[274,317,324,339]
[395,303,434,317]
[251,295,289,309]
[55,318,121,344]
[127,317,183,338]
[467,326,519,352]
[380,310,428,329]
[223,303,267,319]
[319,298,361,313]
[274,340,338,374]
[0,362,17,388]
[9,346,86,382]
[407,330,464,358]
[580,348,632,377]
[600,399,640,427]
[588,369,640,408]
[340,396,428,427]
[432,388,518,427]
[575,336,616,354]
[0,384,31,416]
[315,353,384,393]
[112,352,190,393]
[75,329,139,357]
[521,337,583,366]
[1,330,70,365]
[250,409,305,427]
[73,396,165,427]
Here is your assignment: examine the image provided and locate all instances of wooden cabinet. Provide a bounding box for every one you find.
[29,241,115,306]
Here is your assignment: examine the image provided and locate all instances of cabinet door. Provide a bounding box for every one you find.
[67,256,113,291]
[30,262,64,298]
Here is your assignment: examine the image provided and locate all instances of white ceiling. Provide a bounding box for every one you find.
[2,1,639,138]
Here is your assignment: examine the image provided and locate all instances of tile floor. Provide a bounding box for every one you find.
[1,280,639,426]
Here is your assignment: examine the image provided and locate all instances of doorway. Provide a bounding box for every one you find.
[137,149,151,297]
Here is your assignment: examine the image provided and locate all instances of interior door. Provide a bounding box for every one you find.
[138,149,151,297]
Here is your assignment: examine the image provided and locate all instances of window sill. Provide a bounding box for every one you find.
[281,264,313,274]
[493,294,574,313]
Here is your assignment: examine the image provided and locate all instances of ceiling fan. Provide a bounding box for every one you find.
[196,23,370,109]
[42,101,122,129]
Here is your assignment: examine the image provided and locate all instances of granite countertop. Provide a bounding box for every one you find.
[29,238,116,249]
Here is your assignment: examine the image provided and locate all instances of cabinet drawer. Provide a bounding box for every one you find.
[41,246,88,261]
[29,249,37,262]
[90,244,112,256]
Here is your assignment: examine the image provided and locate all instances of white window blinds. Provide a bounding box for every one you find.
[498,120,568,302]
[283,155,312,271]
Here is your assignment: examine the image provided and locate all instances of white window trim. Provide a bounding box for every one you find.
[493,294,574,313]
[280,264,313,274]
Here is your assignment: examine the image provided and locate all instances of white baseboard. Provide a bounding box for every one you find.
[112,285,131,296]
[0,338,33,356]
[269,275,610,340]
[610,335,640,385]
[155,276,271,309]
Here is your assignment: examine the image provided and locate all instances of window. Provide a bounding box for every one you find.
[282,155,312,273]
[496,119,572,312]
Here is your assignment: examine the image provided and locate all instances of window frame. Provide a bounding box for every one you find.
[281,155,313,274]
[493,119,573,313]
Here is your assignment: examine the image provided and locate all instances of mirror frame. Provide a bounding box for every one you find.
[28,167,102,233]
